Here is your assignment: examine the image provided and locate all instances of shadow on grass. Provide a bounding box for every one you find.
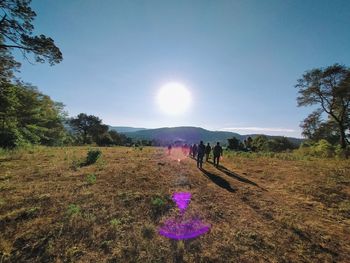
[199,168,236,193]
[217,164,266,191]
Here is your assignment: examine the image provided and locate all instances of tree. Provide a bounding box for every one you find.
[227,137,243,150]
[0,36,20,82]
[69,113,109,144]
[244,136,253,151]
[0,0,62,67]
[296,64,350,150]
[300,110,340,144]
[0,83,67,147]
[251,135,269,152]
[108,130,122,145]
[268,137,296,152]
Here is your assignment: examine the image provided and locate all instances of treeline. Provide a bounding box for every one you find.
[227,135,297,152]
[0,83,68,147]
[0,83,133,148]
[68,113,132,146]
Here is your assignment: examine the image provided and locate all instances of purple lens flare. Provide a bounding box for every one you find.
[172,192,191,212]
[159,192,211,240]
[159,217,211,240]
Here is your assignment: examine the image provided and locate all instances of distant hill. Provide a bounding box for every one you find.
[118,126,304,146]
[109,126,147,133]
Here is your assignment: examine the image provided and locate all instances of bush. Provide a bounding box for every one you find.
[85,149,102,165]
[314,139,334,157]
[150,196,169,220]
[294,139,340,158]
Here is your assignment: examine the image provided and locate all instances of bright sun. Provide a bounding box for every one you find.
[157,82,191,115]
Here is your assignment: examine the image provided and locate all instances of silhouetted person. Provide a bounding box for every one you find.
[192,144,198,159]
[189,144,193,157]
[168,144,172,155]
[205,143,211,162]
[213,142,223,167]
[197,141,205,168]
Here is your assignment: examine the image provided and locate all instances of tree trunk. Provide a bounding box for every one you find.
[339,124,349,158]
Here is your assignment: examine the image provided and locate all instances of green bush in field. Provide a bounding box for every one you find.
[86,173,97,185]
[293,139,349,158]
[314,139,334,157]
[85,149,102,165]
[151,197,165,207]
[150,196,169,220]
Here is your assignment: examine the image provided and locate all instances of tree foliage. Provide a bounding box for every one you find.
[227,137,244,150]
[0,0,62,67]
[68,114,131,146]
[0,83,68,147]
[226,135,296,152]
[296,64,350,149]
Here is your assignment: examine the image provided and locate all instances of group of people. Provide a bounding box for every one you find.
[191,141,223,168]
[167,141,223,168]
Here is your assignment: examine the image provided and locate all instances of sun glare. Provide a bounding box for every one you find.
[157,82,191,115]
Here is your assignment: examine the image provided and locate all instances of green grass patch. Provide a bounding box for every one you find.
[86,173,97,185]
[67,204,81,217]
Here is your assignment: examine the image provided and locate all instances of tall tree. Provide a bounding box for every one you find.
[69,113,108,144]
[0,0,62,68]
[0,83,67,147]
[296,64,350,150]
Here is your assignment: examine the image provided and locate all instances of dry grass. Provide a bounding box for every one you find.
[0,146,349,262]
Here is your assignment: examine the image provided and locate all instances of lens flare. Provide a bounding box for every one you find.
[172,192,191,213]
[159,217,211,240]
[159,191,211,240]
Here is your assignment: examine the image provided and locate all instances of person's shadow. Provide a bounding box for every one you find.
[199,167,236,193]
[216,164,263,189]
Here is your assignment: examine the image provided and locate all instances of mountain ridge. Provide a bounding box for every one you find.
[109,126,304,146]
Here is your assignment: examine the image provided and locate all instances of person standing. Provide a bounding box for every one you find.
[167,144,172,155]
[205,143,211,162]
[197,141,206,168]
[213,142,223,167]
[192,144,198,159]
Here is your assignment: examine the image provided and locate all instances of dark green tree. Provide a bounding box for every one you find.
[251,135,269,152]
[268,137,296,152]
[227,137,242,150]
[0,83,67,147]
[296,64,350,150]
[69,113,109,144]
[108,130,122,145]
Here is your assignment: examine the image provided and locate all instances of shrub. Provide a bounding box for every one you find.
[85,149,102,165]
[150,196,169,220]
[151,197,165,207]
[314,139,334,157]
[294,139,340,158]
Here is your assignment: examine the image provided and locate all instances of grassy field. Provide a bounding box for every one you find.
[0,146,349,262]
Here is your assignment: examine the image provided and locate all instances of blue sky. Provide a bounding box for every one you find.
[16,0,350,138]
